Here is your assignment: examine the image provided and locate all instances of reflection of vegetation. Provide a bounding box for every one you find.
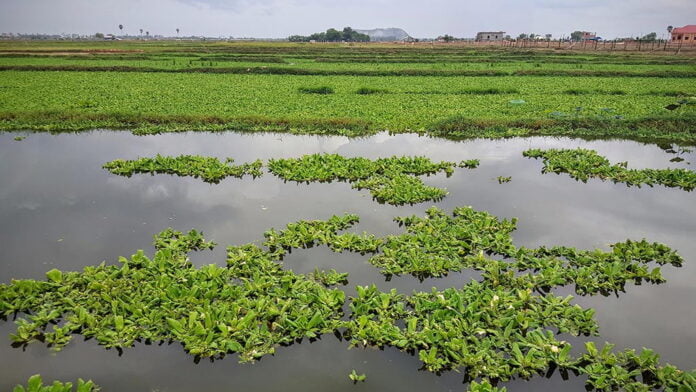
[103,155,263,183]
[13,374,99,392]
[524,148,696,191]
[268,154,474,205]
[1,207,694,391]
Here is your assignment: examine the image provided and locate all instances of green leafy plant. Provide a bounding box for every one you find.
[524,148,696,191]
[268,154,475,205]
[1,207,694,391]
[0,229,347,362]
[497,176,511,183]
[13,374,99,392]
[103,155,263,184]
[348,370,366,383]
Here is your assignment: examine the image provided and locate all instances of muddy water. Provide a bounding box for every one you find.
[0,131,694,391]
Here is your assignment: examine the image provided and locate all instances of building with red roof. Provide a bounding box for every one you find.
[671,25,696,44]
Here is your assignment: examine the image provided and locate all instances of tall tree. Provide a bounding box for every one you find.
[641,32,657,41]
[570,31,584,42]
[139,28,143,36]
[176,28,180,36]
[118,24,123,35]
[325,28,341,42]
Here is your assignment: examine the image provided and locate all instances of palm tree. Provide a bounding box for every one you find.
[139,28,143,36]
[118,24,123,35]
[176,28,180,36]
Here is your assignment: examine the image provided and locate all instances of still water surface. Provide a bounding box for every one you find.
[0,131,694,391]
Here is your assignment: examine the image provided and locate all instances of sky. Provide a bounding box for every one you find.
[0,0,693,39]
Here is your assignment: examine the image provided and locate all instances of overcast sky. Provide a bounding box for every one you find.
[1,0,693,38]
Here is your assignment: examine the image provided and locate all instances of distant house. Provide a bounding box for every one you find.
[579,31,596,40]
[671,25,696,44]
[476,32,505,42]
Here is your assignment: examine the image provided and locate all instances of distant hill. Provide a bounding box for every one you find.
[355,28,411,41]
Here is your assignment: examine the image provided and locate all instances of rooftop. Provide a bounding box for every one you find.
[673,25,696,34]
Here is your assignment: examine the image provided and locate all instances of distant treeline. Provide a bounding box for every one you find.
[289,27,370,42]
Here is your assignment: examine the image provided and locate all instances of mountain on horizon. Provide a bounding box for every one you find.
[355,27,411,41]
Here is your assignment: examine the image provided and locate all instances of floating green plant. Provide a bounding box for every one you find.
[13,135,25,141]
[497,176,512,184]
[1,208,694,391]
[268,154,474,205]
[344,281,696,392]
[524,148,696,191]
[103,154,476,205]
[468,380,506,392]
[460,159,480,169]
[348,370,366,383]
[103,155,263,184]
[13,374,99,392]
[0,229,346,362]
[230,206,682,290]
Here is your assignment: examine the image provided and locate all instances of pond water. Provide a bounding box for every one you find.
[0,131,694,391]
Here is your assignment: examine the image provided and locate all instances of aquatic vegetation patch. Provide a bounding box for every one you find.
[103,155,263,184]
[267,154,474,205]
[228,206,682,293]
[344,281,695,391]
[428,115,696,145]
[348,370,366,383]
[3,65,695,78]
[0,111,373,137]
[1,208,694,391]
[13,375,100,392]
[0,229,347,362]
[497,176,512,184]
[523,148,696,191]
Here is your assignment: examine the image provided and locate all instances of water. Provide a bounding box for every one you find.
[1,131,694,391]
